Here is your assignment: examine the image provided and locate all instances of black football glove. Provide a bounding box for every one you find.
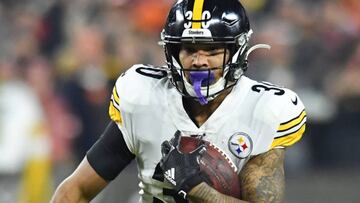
[160,131,208,199]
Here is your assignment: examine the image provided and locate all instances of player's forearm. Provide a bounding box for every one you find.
[240,149,285,203]
[51,157,109,203]
[51,192,88,203]
[51,178,91,203]
[188,182,249,203]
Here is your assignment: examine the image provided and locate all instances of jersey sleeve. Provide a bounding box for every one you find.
[107,64,167,155]
[108,67,138,154]
[270,90,307,149]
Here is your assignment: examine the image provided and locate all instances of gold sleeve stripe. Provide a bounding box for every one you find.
[271,123,306,149]
[112,86,120,106]
[109,101,122,125]
[277,110,306,132]
[277,115,306,133]
[192,0,205,29]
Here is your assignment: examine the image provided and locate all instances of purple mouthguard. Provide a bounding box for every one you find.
[189,71,215,105]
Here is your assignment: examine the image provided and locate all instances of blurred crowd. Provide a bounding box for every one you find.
[0,0,359,202]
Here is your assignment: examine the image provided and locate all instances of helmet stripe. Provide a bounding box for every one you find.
[192,0,205,29]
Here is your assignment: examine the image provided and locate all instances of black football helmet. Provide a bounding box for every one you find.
[160,0,269,104]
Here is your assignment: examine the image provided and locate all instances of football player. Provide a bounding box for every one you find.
[51,0,306,202]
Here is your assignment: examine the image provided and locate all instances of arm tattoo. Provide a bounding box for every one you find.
[239,148,285,203]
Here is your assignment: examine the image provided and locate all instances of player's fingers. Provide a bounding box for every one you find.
[161,141,172,156]
[172,130,182,147]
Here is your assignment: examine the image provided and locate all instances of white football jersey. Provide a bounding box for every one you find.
[108,64,306,203]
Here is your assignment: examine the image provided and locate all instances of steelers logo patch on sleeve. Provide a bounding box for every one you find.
[228,132,253,159]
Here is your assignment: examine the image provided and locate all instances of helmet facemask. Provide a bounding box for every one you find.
[160,0,269,105]
[163,36,250,105]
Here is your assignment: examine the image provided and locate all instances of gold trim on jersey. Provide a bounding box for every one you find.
[112,86,120,106]
[109,86,122,125]
[277,110,306,132]
[271,123,306,148]
[192,0,205,28]
[109,100,122,125]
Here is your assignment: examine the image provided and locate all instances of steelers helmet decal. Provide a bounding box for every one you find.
[162,0,250,43]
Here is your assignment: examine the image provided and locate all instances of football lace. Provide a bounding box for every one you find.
[209,143,238,173]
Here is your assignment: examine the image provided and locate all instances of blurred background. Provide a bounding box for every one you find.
[0,0,359,202]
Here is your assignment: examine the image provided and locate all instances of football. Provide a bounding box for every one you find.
[178,136,241,199]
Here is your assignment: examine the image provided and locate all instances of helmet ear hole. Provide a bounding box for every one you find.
[233,69,243,80]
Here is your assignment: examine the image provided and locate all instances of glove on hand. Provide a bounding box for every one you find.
[160,131,207,199]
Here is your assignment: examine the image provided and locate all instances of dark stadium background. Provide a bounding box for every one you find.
[0,0,359,202]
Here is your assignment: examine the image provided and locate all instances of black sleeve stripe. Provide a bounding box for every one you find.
[111,96,119,107]
[275,122,306,139]
[87,121,135,181]
[277,109,306,132]
[277,115,307,133]
[114,86,120,99]
[279,109,305,125]
[110,100,120,112]
[271,122,306,148]
[112,86,120,106]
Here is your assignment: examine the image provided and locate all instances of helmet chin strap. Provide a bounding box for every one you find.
[183,71,226,105]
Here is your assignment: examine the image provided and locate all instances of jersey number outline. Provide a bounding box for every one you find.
[184,10,211,29]
[135,66,167,79]
[251,82,285,96]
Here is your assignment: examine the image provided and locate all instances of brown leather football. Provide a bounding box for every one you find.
[178,136,241,199]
